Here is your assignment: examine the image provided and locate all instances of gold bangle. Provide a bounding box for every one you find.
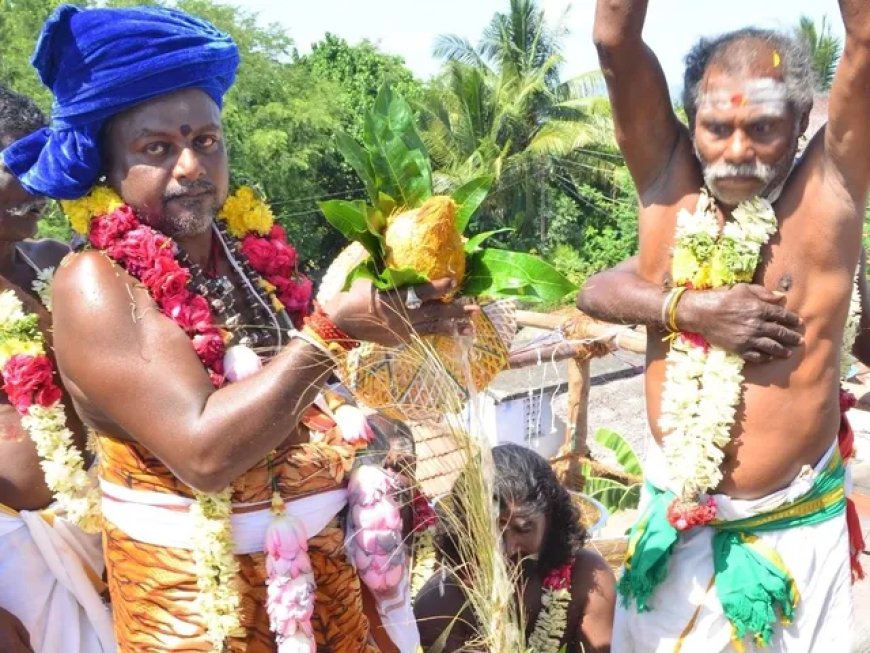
[662,286,688,333]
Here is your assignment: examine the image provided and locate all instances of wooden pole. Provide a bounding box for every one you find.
[513,310,647,355]
[552,355,592,489]
[567,356,592,458]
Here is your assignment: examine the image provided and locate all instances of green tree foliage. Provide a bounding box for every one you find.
[295,34,425,209]
[0,0,68,109]
[297,33,423,142]
[546,165,638,290]
[421,0,616,253]
[796,15,842,92]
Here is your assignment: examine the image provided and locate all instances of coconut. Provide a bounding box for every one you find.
[383,196,465,290]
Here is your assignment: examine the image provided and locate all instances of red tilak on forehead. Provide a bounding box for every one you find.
[730,93,746,107]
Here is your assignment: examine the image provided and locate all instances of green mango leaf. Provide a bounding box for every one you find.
[452,176,493,232]
[361,84,433,209]
[335,132,377,203]
[319,199,382,256]
[462,248,578,302]
[376,192,396,220]
[593,428,643,477]
[344,260,428,291]
[464,228,513,255]
[382,266,429,288]
[378,81,429,155]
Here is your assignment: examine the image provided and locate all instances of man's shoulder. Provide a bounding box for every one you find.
[570,549,616,593]
[52,249,142,317]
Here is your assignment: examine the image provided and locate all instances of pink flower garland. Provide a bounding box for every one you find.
[347,465,407,594]
[542,559,574,592]
[240,224,313,325]
[90,206,227,386]
[264,495,317,653]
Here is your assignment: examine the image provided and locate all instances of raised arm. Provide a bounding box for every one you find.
[578,256,803,362]
[593,0,686,194]
[825,1,870,198]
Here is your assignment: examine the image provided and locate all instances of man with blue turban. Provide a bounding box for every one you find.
[2,4,469,652]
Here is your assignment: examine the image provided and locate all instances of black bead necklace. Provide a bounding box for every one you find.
[176,222,293,357]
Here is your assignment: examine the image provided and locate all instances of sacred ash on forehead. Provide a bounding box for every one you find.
[697,77,789,116]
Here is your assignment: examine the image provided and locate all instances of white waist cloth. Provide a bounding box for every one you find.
[0,507,116,653]
[100,479,347,553]
[613,439,853,653]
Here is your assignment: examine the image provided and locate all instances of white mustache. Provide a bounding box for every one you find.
[704,161,775,184]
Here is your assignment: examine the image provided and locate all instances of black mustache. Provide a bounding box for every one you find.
[163,182,216,202]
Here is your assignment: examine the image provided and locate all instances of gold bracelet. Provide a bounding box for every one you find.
[662,286,688,333]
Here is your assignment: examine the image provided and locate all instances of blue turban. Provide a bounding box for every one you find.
[1,4,239,199]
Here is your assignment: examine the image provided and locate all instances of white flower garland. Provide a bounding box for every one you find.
[0,289,100,532]
[660,190,778,500]
[31,265,55,312]
[526,565,573,653]
[190,488,242,648]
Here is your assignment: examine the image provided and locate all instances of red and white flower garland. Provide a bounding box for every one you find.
[527,559,575,653]
[0,291,101,532]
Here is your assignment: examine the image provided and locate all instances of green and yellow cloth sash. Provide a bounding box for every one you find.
[618,452,846,648]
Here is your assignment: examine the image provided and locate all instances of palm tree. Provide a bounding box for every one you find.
[421,0,617,246]
[796,15,842,92]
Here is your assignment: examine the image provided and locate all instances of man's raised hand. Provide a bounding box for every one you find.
[324,278,478,347]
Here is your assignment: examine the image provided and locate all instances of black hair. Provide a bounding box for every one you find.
[682,28,814,127]
[436,443,587,575]
[0,84,46,141]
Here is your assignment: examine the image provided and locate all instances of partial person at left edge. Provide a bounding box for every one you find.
[0,84,115,653]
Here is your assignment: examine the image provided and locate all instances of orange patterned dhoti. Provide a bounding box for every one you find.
[96,426,382,652]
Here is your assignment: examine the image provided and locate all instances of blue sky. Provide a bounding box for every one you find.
[236,0,844,89]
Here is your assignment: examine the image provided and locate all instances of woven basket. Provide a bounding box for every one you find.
[339,299,516,422]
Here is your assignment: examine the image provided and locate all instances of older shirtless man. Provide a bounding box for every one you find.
[579,1,870,651]
[0,85,114,653]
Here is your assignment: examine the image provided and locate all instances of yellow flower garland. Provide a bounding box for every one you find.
[61,186,125,235]
[218,185,274,237]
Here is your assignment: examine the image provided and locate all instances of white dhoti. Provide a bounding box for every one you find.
[0,504,116,653]
[613,441,853,653]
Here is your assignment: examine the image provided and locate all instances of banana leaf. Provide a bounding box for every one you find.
[463,248,577,303]
[594,428,643,477]
[581,471,640,514]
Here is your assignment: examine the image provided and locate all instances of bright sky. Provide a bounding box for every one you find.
[236,0,844,90]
